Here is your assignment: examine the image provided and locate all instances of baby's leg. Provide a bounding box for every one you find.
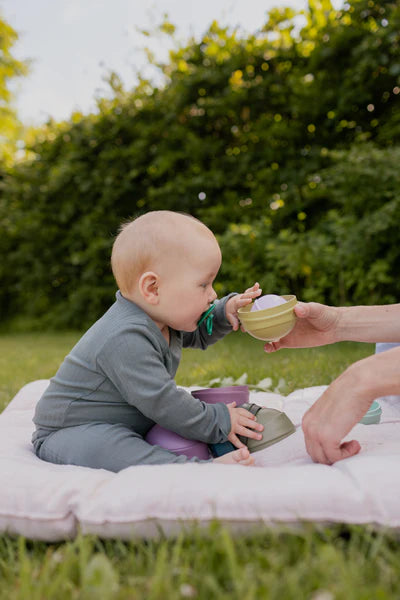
[213,447,254,466]
[35,422,207,472]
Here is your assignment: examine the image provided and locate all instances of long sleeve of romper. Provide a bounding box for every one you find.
[96,322,231,443]
[33,292,234,443]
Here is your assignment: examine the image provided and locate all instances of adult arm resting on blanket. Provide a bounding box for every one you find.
[264,302,400,465]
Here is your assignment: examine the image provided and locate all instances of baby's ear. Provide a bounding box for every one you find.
[138,271,160,305]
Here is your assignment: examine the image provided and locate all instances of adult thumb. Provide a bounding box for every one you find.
[294,302,308,318]
[338,440,361,461]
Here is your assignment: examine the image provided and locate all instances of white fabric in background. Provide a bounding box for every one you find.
[1,380,399,541]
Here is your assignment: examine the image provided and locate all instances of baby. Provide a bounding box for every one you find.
[32,211,264,471]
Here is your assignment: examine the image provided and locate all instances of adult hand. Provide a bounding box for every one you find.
[301,371,365,464]
[226,401,264,448]
[303,347,400,463]
[264,301,340,353]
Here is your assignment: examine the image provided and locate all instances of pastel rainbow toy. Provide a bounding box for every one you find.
[145,386,249,459]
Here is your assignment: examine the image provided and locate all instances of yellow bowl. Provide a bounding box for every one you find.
[238,295,297,341]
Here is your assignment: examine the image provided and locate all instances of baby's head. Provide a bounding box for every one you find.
[111,211,222,331]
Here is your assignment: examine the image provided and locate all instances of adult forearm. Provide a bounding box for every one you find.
[334,304,400,344]
[302,346,400,464]
[351,346,400,398]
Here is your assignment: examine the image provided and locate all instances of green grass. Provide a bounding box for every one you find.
[0,331,81,412]
[0,330,374,410]
[178,332,375,392]
[0,525,399,599]
[1,331,399,599]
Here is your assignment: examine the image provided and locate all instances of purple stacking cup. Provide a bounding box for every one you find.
[145,386,249,459]
[145,425,210,460]
[191,385,249,406]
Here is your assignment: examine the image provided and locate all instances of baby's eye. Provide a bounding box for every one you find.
[200,283,208,289]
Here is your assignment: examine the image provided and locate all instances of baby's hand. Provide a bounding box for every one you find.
[226,401,264,449]
[225,282,262,331]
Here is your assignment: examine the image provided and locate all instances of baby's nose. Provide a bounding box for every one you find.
[209,288,218,302]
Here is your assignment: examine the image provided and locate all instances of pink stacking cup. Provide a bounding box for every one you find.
[145,385,249,459]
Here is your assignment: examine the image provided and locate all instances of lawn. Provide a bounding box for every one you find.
[0,330,374,410]
[0,331,399,599]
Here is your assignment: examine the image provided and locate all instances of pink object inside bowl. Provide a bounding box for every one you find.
[251,294,287,312]
[145,425,210,460]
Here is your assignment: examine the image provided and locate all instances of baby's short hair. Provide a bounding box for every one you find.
[111,210,214,296]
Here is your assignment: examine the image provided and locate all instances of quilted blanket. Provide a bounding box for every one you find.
[1,380,399,541]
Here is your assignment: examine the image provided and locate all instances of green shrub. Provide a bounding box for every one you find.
[217,143,400,304]
[1,0,399,328]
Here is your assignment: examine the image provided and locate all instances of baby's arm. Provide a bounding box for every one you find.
[98,324,232,444]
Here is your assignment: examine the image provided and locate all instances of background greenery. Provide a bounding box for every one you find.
[1,0,399,329]
[0,329,374,411]
[1,3,399,595]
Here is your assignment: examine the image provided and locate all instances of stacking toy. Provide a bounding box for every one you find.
[238,403,296,452]
[145,387,296,458]
[359,400,382,425]
[238,294,297,342]
[145,386,249,460]
[191,385,249,406]
[192,386,249,457]
[145,426,210,460]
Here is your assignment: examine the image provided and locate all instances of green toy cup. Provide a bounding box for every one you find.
[238,402,296,452]
[238,295,297,342]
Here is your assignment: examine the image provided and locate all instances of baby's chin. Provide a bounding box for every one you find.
[181,322,199,333]
[167,318,198,333]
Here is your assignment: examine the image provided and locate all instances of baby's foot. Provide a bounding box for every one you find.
[213,447,254,466]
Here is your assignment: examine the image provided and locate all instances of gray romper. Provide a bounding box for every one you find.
[32,291,233,471]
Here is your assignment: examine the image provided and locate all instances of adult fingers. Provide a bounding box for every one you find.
[306,435,361,465]
[264,341,279,353]
[293,302,310,318]
[305,436,332,465]
[325,440,361,464]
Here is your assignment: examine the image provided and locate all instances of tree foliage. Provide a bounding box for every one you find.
[0,14,27,166]
[1,0,399,328]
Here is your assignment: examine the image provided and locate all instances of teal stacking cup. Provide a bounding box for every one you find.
[359,400,382,425]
